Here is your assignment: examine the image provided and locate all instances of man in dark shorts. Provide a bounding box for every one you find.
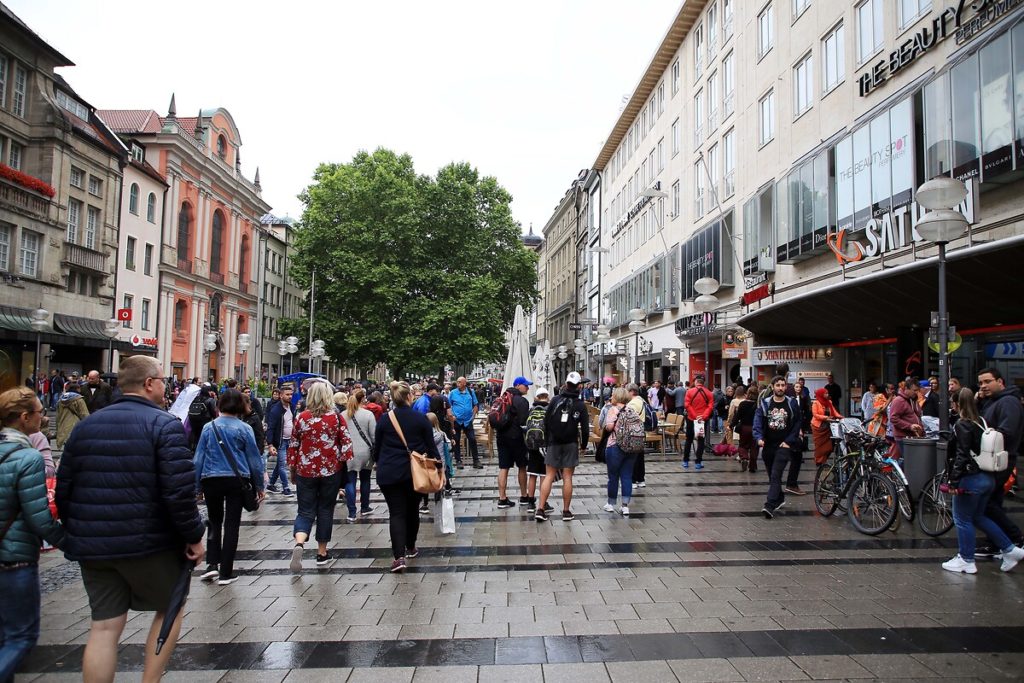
[525,387,554,514]
[56,356,206,681]
[496,377,532,509]
[536,372,590,522]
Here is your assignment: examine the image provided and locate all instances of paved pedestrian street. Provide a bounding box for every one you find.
[18,454,1024,682]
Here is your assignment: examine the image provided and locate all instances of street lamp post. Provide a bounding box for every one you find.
[557,345,567,386]
[30,308,48,387]
[595,324,610,404]
[310,339,325,374]
[204,333,217,381]
[628,308,646,385]
[102,319,120,374]
[277,340,287,380]
[285,336,299,374]
[915,177,969,435]
[237,333,251,382]
[693,277,721,387]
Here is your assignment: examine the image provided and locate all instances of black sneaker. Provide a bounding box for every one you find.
[562,509,575,521]
[316,553,331,566]
[761,506,774,519]
[519,496,531,506]
[543,502,554,512]
[418,504,430,515]
[360,506,374,516]
[535,508,548,522]
[527,501,537,514]
[497,498,515,509]
[199,565,219,581]
[472,463,484,469]
[974,543,1001,559]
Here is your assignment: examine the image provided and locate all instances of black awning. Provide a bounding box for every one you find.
[738,235,1024,344]
[54,313,114,341]
[0,305,36,332]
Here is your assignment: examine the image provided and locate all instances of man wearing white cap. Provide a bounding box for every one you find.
[536,372,590,522]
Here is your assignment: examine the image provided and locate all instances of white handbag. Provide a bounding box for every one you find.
[435,494,456,535]
[694,418,705,438]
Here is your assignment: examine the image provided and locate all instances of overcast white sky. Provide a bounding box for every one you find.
[8,0,678,232]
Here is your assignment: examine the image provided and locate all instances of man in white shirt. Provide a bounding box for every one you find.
[648,381,662,411]
[861,382,878,420]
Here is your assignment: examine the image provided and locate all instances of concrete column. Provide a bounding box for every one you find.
[159,290,173,374]
[190,299,202,377]
[166,174,179,251]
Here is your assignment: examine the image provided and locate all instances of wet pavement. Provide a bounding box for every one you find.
[18,451,1024,681]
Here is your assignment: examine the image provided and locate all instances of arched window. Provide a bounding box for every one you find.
[173,299,187,333]
[128,183,139,214]
[217,135,226,158]
[209,292,222,331]
[210,210,224,275]
[146,193,156,223]
[239,234,249,286]
[176,202,192,262]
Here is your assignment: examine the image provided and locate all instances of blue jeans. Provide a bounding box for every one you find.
[345,467,372,518]
[709,414,722,433]
[953,472,1013,561]
[269,438,291,491]
[0,563,41,681]
[294,472,342,542]
[605,444,638,505]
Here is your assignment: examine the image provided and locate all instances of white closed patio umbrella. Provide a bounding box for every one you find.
[501,305,535,402]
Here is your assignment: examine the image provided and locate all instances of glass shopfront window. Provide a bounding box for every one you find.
[924,75,952,178]
[980,33,1013,178]
[742,185,775,275]
[952,60,981,180]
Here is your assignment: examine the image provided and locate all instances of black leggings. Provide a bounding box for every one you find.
[202,476,244,579]
[379,480,421,560]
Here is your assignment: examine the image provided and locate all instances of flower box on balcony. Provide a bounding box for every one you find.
[0,164,56,198]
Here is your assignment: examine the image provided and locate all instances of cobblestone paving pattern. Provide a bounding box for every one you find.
[17,452,1024,682]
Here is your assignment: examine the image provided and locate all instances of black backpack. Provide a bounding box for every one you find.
[547,396,582,444]
[188,397,211,424]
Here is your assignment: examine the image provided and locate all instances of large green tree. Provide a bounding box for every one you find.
[288,148,537,378]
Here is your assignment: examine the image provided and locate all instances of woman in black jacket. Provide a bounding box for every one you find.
[372,381,441,573]
[943,388,1024,574]
[731,386,758,473]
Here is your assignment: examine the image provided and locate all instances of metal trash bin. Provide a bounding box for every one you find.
[902,438,938,499]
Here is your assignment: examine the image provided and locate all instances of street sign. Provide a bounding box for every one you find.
[661,348,681,366]
[568,323,583,331]
[579,318,598,325]
[117,308,131,321]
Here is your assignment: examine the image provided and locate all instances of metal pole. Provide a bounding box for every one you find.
[704,322,710,386]
[938,241,950,434]
[107,338,113,374]
[308,268,316,373]
[35,333,42,385]
[634,332,640,385]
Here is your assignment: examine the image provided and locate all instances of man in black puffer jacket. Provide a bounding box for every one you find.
[56,356,205,681]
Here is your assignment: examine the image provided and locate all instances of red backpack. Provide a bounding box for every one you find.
[487,391,514,430]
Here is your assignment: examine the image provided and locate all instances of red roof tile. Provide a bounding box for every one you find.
[96,109,162,134]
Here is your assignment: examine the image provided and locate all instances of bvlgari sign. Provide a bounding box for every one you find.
[858,0,1021,97]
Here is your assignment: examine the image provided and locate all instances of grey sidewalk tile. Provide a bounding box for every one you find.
[789,654,874,679]
[849,653,941,678]
[475,664,544,682]
[398,624,455,640]
[606,660,677,682]
[454,622,509,639]
[561,619,620,636]
[347,667,415,683]
[912,652,1004,678]
[232,626,297,642]
[541,662,611,682]
[282,669,353,682]
[410,665,478,682]
[667,657,745,681]
[669,617,729,633]
[727,655,811,681]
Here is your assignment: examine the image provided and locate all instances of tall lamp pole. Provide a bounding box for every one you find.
[237,333,251,382]
[595,324,610,404]
[203,334,217,381]
[693,277,721,387]
[915,177,969,434]
[285,336,299,374]
[628,308,646,385]
[102,319,120,374]
[30,308,49,386]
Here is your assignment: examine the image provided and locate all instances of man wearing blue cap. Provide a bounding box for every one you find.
[496,376,532,509]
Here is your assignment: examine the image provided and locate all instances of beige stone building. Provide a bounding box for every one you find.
[574,0,1024,402]
[0,4,128,390]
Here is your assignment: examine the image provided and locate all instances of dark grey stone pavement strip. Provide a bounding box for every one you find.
[16,626,1024,672]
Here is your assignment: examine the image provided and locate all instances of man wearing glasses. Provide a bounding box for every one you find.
[56,356,205,682]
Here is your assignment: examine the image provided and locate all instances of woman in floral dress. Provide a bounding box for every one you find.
[287,380,353,570]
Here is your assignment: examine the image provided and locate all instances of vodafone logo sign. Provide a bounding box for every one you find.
[130,335,159,349]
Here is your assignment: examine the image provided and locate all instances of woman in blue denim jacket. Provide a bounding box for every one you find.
[193,389,265,585]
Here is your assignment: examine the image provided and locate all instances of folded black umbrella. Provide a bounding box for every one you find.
[154,559,197,655]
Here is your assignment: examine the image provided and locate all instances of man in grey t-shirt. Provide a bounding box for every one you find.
[669,382,687,415]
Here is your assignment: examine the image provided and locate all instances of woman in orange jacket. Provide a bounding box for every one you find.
[811,387,843,465]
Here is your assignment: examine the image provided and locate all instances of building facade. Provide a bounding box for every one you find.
[99,100,271,382]
[112,154,167,363]
[0,5,129,390]
[542,0,1024,405]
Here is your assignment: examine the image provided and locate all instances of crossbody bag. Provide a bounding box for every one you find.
[388,412,444,494]
[210,423,260,512]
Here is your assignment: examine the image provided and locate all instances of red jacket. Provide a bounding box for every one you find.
[684,385,714,421]
[889,391,923,439]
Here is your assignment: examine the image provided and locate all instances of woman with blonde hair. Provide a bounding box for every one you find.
[372,381,441,573]
[0,387,65,679]
[344,388,376,521]
[286,381,353,571]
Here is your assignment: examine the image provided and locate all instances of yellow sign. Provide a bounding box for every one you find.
[928,333,963,354]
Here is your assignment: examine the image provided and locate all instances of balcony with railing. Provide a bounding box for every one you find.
[62,242,106,273]
[0,176,54,221]
[177,258,193,273]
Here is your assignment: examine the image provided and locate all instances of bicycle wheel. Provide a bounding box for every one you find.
[918,473,954,537]
[847,472,898,535]
[884,470,914,523]
[813,462,839,517]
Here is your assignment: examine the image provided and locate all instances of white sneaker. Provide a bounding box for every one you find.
[942,555,978,574]
[620,505,630,516]
[289,544,303,573]
[602,503,615,512]
[1000,546,1024,572]
[637,482,646,488]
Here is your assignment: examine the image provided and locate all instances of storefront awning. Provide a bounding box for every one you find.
[0,305,36,332]
[738,235,1024,345]
[54,314,115,341]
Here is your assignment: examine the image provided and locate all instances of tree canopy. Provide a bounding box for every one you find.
[288,148,538,378]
